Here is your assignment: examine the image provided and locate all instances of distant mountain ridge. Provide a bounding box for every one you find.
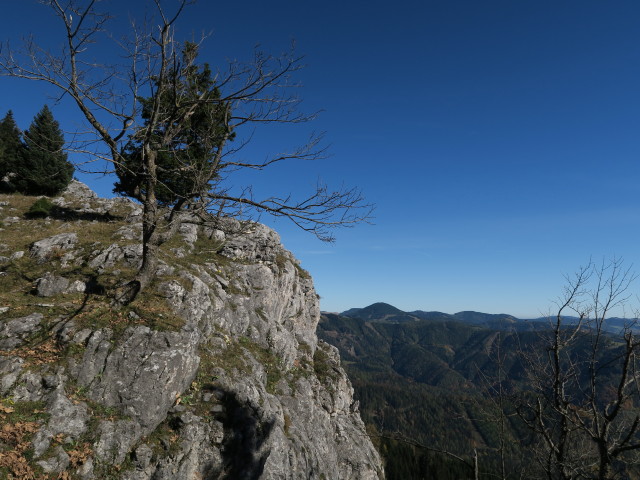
[336,302,638,333]
[339,302,418,323]
[337,302,520,329]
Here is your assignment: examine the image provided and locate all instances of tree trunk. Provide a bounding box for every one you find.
[114,211,160,305]
[473,448,479,480]
[114,148,160,305]
[597,441,611,480]
[138,165,159,287]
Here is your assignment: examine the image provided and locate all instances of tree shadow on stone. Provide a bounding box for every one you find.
[205,387,276,480]
[21,198,123,222]
[48,205,123,222]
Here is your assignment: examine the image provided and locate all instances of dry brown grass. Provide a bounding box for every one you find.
[0,192,198,478]
[0,190,227,335]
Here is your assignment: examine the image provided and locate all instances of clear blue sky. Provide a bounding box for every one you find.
[2,0,640,317]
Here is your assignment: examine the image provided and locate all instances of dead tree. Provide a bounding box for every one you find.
[517,259,640,479]
[0,0,373,302]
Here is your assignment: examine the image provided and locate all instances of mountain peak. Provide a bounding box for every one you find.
[453,311,518,325]
[342,302,401,316]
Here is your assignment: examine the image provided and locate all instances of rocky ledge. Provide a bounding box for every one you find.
[0,181,383,479]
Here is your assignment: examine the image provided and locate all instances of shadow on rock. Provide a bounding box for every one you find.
[211,388,276,480]
[47,206,123,222]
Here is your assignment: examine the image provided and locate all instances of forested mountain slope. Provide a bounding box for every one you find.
[318,308,640,479]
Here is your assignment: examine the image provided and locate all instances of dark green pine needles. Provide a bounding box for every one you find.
[0,110,23,191]
[114,42,233,206]
[1,105,74,196]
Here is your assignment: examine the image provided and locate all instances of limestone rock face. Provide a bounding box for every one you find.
[0,182,384,479]
[74,327,201,433]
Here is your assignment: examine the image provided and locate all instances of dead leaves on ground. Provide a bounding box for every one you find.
[1,338,62,366]
[66,443,91,470]
[0,421,93,479]
[0,421,40,479]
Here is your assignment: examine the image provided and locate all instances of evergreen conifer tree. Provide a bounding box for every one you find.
[0,110,23,191]
[114,42,233,206]
[16,105,74,195]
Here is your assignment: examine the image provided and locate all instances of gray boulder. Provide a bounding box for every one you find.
[0,313,43,349]
[30,233,77,262]
[35,272,70,297]
[88,243,142,272]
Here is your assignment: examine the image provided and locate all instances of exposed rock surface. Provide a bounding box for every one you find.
[0,183,383,479]
[30,232,78,262]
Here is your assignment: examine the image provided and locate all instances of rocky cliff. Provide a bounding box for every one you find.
[0,181,383,479]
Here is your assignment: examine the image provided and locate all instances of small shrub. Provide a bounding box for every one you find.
[294,263,311,280]
[275,253,289,271]
[313,346,340,385]
[25,197,54,218]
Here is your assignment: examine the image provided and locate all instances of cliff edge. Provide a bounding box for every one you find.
[0,181,383,479]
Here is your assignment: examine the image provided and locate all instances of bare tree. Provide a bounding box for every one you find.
[368,429,481,479]
[473,332,524,480]
[516,259,640,479]
[0,0,372,302]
